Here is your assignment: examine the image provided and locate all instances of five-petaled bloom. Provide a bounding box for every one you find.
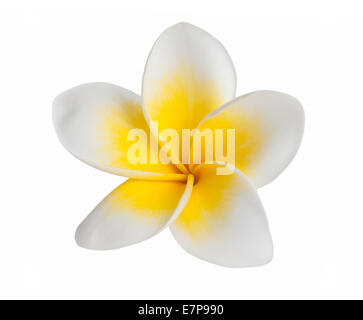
[53,22,304,267]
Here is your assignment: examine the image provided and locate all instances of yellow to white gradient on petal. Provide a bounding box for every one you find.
[173,164,237,239]
[199,108,266,177]
[95,102,178,174]
[143,63,224,135]
[75,177,194,250]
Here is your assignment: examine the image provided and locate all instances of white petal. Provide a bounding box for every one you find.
[53,82,180,178]
[170,165,273,267]
[142,22,236,133]
[76,176,193,250]
[200,90,305,188]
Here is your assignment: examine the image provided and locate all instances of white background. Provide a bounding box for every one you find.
[1,0,362,300]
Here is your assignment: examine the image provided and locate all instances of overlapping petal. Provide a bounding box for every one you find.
[53,82,183,179]
[199,91,305,187]
[170,164,273,267]
[76,176,194,250]
[52,22,305,268]
[142,22,236,137]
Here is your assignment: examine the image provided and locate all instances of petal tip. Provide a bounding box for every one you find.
[74,218,112,251]
[169,21,199,31]
[219,247,274,268]
[74,222,95,250]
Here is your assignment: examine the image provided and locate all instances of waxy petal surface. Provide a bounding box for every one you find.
[142,22,236,136]
[53,82,181,179]
[200,91,305,187]
[170,165,273,267]
[76,177,193,250]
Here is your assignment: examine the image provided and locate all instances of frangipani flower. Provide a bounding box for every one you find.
[53,22,304,267]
